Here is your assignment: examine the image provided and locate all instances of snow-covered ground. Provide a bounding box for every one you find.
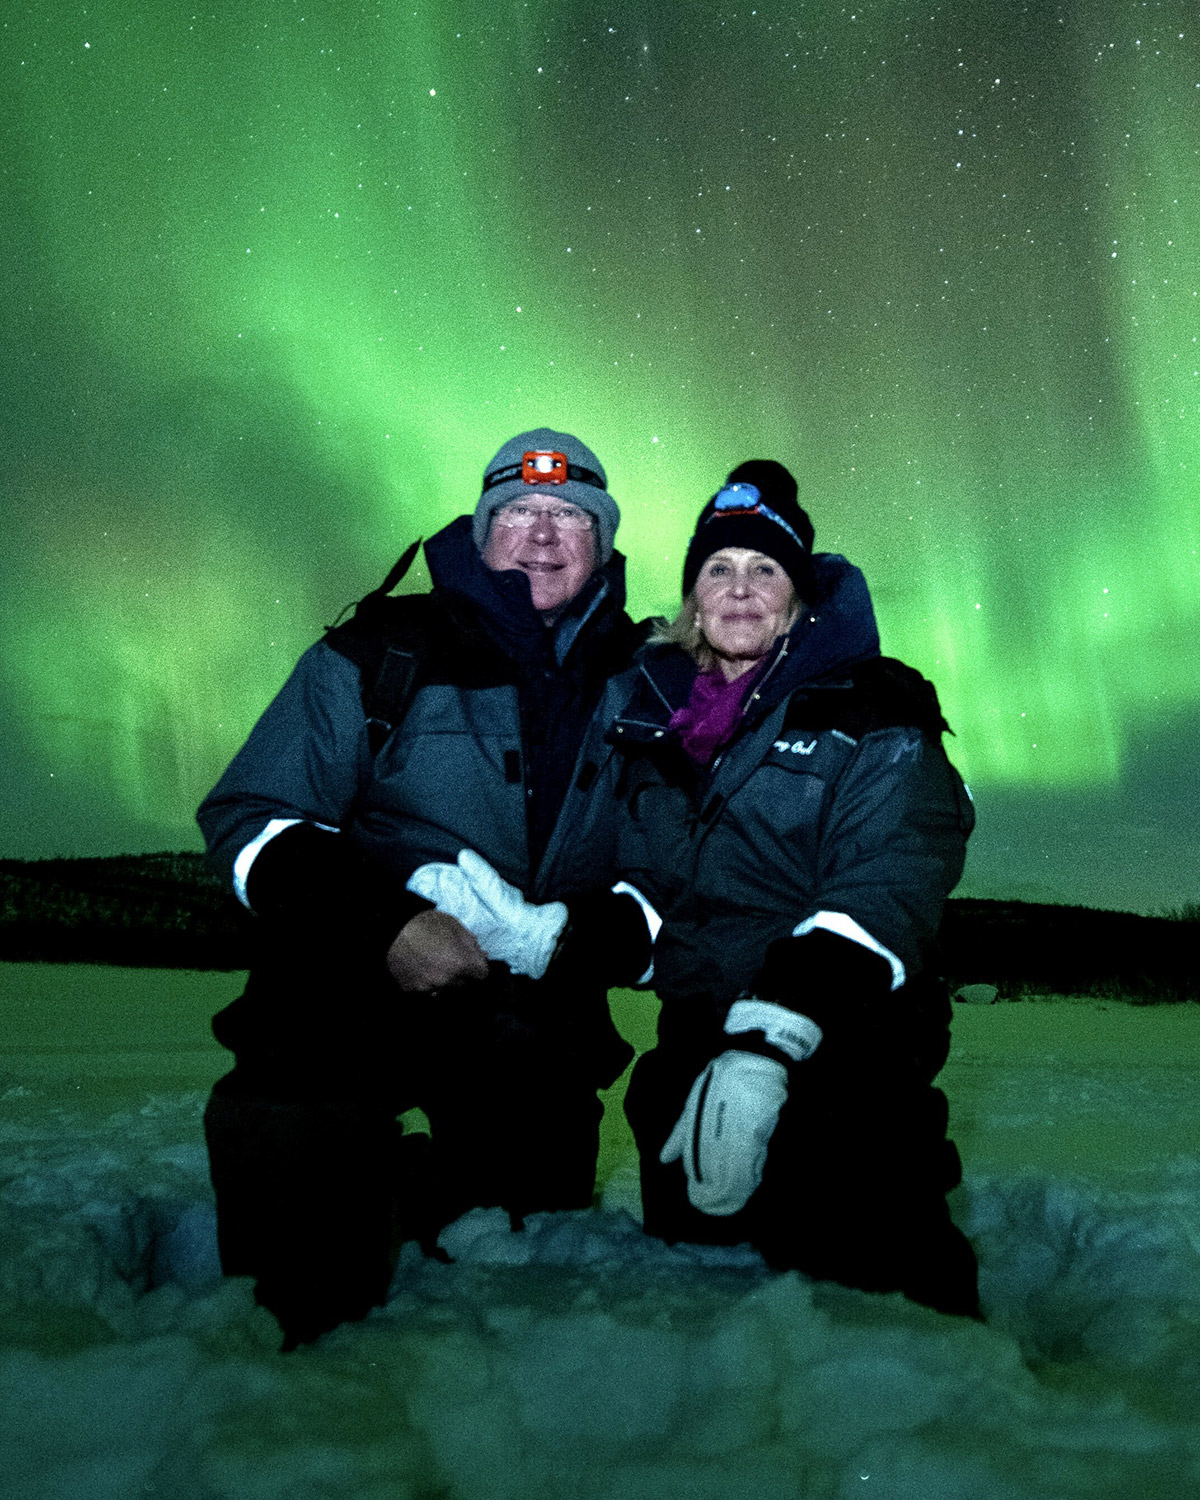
[4,963,1200,1499]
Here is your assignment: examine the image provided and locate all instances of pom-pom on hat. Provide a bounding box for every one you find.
[474,427,620,564]
[681,459,815,599]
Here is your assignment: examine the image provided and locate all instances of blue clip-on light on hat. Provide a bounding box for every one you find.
[711,484,809,552]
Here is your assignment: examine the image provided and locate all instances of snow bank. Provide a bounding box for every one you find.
[4,1085,1200,1498]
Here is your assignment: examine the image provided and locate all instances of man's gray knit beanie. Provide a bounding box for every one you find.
[473,427,620,564]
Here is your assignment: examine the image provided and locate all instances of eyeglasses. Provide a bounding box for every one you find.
[492,503,595,532]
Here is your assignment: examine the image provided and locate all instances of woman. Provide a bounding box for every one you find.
[612,459,980,1317]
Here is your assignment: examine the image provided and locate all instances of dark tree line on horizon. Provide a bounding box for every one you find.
[0,853,1196,1003]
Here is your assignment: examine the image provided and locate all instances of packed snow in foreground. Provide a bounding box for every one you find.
[5,1070,1200,1500]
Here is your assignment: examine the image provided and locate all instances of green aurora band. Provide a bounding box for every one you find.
[2,2,1198,901]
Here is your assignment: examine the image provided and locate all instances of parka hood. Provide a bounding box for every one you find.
[774,552,881,693]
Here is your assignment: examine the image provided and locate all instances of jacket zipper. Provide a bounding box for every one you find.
[637,660,678,715]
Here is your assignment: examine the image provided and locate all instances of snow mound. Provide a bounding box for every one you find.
[4,1090,1200,1497]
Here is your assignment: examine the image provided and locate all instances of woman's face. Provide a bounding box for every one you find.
[695,547,799,676]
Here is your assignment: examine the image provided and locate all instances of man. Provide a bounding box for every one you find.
[198,428,654,1347]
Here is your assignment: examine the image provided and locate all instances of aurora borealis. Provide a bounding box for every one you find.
[2,1,1198,911]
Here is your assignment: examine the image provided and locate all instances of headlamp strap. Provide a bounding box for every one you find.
[483,451,607,493]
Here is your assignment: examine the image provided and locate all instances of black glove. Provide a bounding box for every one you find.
[245,822,431,958]
[549,887,656,988]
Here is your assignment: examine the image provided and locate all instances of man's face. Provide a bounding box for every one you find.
[481,496,598,622]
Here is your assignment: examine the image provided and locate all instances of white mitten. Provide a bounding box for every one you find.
[407,849,567,980]
[659,1050,789,1216]
[405,858,495,941]
[659,998,823,1217]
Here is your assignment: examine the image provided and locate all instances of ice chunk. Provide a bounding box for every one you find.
[955,983,999,1005]
[438,1207,534,1266]
[149,1200,222,1292]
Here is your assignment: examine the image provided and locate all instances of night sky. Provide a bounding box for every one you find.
[2,1,1197,913]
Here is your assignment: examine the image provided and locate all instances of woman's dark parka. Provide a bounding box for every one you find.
[613,553,974,1019]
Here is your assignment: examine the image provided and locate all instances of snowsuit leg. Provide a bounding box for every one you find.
[204,961,615,1343]
[752,1055,980,1318]
[204,1077,412,1347]
[203,959,428,1346]
[413,975,611,1225]
[420,1061,603,1226]
[626,1024,979,1319]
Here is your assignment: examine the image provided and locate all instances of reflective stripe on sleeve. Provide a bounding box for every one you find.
[791,910,906,991]
[612,880,662,985]
[232,817,337,910]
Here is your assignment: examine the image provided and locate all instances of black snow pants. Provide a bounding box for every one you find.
[625,993,980,1320]
[204,947,628,1347]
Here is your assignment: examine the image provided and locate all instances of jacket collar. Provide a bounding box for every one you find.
[424,515,629,667]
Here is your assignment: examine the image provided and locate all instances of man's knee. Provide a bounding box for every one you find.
[205,1081,402,1266]
[424,1070,603,1218]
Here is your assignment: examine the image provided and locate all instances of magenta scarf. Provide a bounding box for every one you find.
[669,664,763,765]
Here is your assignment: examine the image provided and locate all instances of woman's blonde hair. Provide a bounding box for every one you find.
[647,593,718,671]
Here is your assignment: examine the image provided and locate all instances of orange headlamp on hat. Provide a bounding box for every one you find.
[521,450,569,484]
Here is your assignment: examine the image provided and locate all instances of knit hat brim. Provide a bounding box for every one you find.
[682,514,812,599]
[473,428,619,563]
